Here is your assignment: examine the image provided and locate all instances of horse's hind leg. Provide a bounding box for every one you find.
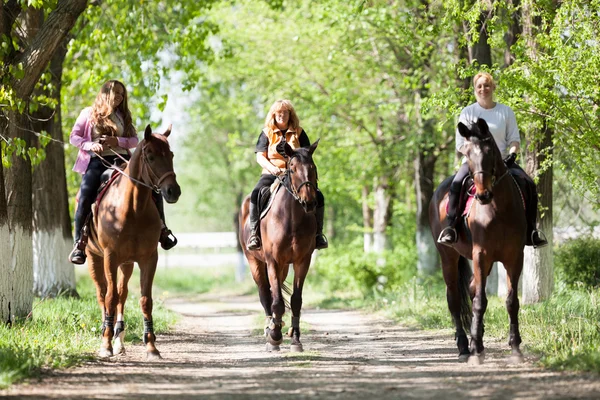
[441,252,470,362]
[288,256,311,352]
[100,253,120,358]
[138,254,161,360]
[113,262,134,355]
[505,255,524,363]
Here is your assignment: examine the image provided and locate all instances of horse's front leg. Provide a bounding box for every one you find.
[138,253,161,360]
[469,247,490,365]
[100,252,119,358]
[288,255,311,352]
[505,253,524,364]
[265,260,285,351]
[113,262,134,355]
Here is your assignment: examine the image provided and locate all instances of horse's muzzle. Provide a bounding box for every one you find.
[162,183,181,204]
[475,191,493,204]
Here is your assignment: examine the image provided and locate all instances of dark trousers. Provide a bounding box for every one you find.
[250,174,324,207]
[73,156,166,242]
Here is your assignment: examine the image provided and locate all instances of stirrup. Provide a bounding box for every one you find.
[532,230,548,249]
[315,234,328,250]
[159,228,177,250]
[247,234,261,250]
[437,227,457,247]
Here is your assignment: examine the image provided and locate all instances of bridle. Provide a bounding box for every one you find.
[140,145,176,193]
[276,155,317,206]
[468,136,509,188]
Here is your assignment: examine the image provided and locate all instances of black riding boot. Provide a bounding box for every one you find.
[246,202,262,250]
[69,206,89,264]
[315,206,328,250]
[153,191,177,250]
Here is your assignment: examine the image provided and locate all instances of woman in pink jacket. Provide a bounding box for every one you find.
[68,80,176,264]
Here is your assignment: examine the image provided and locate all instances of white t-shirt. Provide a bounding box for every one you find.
[455,102,521,158]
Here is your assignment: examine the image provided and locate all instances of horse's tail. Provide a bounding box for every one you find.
[458,256,472,332]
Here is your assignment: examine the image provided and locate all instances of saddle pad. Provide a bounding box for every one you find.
[444,185,476,218]
[94,169,121,210]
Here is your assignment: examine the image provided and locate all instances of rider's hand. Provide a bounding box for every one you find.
[503,152,517,167]
[100,136,118,148]
[90,143,104,153]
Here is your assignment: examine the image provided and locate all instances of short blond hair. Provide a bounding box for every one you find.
[264,99,300,132]
[472,72,496,90]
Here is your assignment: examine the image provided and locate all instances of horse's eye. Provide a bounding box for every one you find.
[147,154,155,162]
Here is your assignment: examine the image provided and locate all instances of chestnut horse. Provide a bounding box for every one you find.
[429,119,527,365]
[239,140,320,352]
[86,125,180,359]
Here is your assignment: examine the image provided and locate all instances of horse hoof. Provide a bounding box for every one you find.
[508,354,524,364]
[458,353,469,363]
[113,344,125,355]
[146,351,162,361]
[265,342,280,352]
[290,343,304,353]
[99,348,113,358]
[468,353,485,366]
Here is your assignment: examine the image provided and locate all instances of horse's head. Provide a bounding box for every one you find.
[141,124,181,204]
[283,139,320,214]
[457,118,502,205]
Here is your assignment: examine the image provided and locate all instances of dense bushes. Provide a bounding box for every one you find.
[555,237,600,288]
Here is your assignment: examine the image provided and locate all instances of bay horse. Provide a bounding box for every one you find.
[86,124,180,359]
[239,140,320,352]
[429,118,527,365]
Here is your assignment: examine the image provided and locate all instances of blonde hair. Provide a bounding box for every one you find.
[472,72,497,90]
[264,99,300,133]
[90,80,136,138]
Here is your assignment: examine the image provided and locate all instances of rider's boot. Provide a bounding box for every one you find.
[153,191,177,250]
[246,202,262,250]
[315,206,328,250]
[524,184,548,249]
[68,218,88,265]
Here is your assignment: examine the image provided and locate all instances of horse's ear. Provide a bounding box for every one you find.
[457,122,470,139]
[163,124,172,138]
[476,118,490,136]
[284,142,295,158]
[309,138,320,155]
[144,125,153,141]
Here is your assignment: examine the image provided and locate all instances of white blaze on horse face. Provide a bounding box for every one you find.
[471,145,482,156]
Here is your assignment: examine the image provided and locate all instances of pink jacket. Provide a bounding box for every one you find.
[69,107,139,174]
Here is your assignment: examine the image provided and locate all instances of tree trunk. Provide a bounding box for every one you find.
[362,185,373,252]
[415,150,438,276]
[0,121,11,323]
[522,123,554,303]
[373,176,391,253]
[520,0,554,304]
[5,111,35,319]
[1,0,88,318]
[32,39,77,298]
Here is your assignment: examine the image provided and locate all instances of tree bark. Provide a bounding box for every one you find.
[373,176,391,253]
[415,151,438,276]
[0,118,10,323]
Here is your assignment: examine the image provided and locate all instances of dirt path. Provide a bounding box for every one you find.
[3,294,600,400]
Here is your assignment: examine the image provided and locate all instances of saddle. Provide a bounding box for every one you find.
[258,178,283,220]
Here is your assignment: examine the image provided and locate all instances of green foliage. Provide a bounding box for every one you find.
[555,238,600,289]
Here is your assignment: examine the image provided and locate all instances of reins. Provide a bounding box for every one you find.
[275,155,317,204]
[95,145,173,194]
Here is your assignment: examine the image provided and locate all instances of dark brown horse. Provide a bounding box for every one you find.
[86,125,180,359]
[239,140,320,352]
[429,119,527,365]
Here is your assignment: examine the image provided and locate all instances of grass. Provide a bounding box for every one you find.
[0,264,240,389]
